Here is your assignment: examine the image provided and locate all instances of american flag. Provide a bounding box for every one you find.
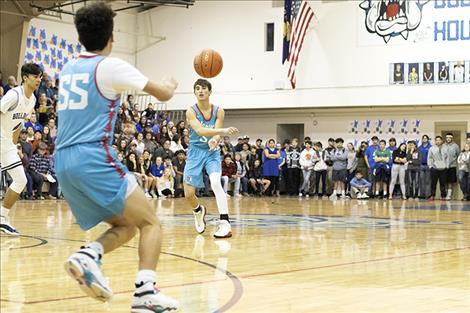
[286,0,314,89]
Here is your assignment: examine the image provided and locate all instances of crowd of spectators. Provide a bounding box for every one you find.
[1,73,470,201]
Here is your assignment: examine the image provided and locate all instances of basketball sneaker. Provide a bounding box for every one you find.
[131,282,179,313]
[193,205,206,234]
[214,220,232,238]
[64,248,113,302]
[0,215,19,236]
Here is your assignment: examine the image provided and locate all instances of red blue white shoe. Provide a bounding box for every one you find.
[64,248,113,302]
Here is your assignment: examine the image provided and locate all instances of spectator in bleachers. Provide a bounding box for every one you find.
[220,136,234,157]
[324,138,336,195]
[144,132,158,155]
[31,131,43,153]
[234,137,244,152]
[137,155,155,198]
[263,139,280,196]
[173,150,186,197]
[300,140,314,197]
[445,133,460,200]
[234,152,249,197]
[41,126,53,147]
[29,142,58,199]
[239,143,250,164]
[47,118,57,138]
[157,168,175,198]
[255,139,264,160]
[164,156,176,178]
[419,134,432,199]
[18,130,33,159]
[246,145,259,169]
[355,141,369,177]
[169,126,178,141]
[118,138,129,156]
[142,103,156,122]
[38,93,53,125]
[26,126,34,143]
[170,134,184,153]
[406,141,422,199]
[24,113,43,132]
[248,159,270,196]
[313,141,328,198]
[373,139,391,199]
[176,120,186,136]
[182,135,189,151]
[329,138,348,200]
[286,138,301,196]
[17,144,33,200]
[278,142,287,196]
[350,172,371,199]
[346,142,357,195]
[136,116,148,133]
[157,125,170,145]
[428,135,449,200]
[389,143,407,200]
[135,133,145,156]
[365,136,379,196]
[0,85,4,99]
[150,156,165,179]
[155,140,173,160]
[457,143,470,200]
[221,154,237,197]
[3,75,17,94]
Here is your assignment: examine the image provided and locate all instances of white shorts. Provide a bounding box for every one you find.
[0,139,21,171]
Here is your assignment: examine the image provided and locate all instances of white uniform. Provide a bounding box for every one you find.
[1,86,36,170]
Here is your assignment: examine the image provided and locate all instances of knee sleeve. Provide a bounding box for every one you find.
[209,172,228,215]
[8,166,27,194]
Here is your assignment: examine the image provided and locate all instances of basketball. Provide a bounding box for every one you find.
[194,49,223,78]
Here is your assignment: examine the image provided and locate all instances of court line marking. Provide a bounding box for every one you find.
[0,236,243,313]
[238,246,470,280]
[0,234,48,250]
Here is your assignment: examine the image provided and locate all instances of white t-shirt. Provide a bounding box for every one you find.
[0,86,36,147]
[82,52,149,99]
[454,66,464,83]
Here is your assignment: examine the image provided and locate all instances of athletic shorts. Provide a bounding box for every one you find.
[332,169,347,182]
[1,141,22,173]
[55,142,137,230]
[447,167,457,183]
[184,147,221,188]
[374,167,390,182]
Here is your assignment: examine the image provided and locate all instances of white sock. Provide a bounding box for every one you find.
[135,269,156,286]
[447,189,452,197]
[333,190,337,195]
[209,172,229,215]
[85,241,104,258]
[1,206,10,217]
[384,191,388,196]
[341,190,345,196]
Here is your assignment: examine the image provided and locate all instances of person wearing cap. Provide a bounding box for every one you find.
[19,129,33,159]
[234,137,244,152]
[365,136,380,196]
[29,142,58,200]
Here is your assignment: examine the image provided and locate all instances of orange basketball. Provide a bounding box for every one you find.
[194,49,223,78]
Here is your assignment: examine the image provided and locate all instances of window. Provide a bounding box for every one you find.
[265,23,274,52]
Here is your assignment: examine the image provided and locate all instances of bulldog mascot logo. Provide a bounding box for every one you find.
[360,0,429,43]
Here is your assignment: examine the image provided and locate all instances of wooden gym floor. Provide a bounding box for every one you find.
[1,197,469,313]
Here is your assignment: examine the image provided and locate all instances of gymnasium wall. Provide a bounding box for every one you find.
[23,13,136,80]
[136,0,470,110]
[223,105,470,146]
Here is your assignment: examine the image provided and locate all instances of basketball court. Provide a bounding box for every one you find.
[1,198,469,312]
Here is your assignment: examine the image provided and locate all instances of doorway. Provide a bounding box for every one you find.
[276,124,304,144]
[434,122,467,149]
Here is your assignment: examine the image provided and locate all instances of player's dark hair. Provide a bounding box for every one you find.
[74,2,116,51]
[193,79,212,92]
[21,63,42,83]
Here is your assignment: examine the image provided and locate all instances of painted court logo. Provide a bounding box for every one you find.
[360,0,430,43]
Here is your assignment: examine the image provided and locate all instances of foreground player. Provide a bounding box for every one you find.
[184,79,238,238]
[55,3,178,312]
[1,64,42,235]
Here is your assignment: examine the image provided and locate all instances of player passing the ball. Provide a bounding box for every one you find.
[184,78,238,238]
[54,3,179,312]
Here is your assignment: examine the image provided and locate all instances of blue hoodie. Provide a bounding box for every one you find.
[418,142,432,165]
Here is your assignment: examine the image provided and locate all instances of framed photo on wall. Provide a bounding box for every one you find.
[437,62,449,83]
[466,60,470,83]
[449,61,465,83]
[422,62,434,83]
[390,63,404,84]
[408,63,419,84]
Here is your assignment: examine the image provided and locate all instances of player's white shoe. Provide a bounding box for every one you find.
[131,283,179,313]
[0,215,19,236]
[214,220,232,238]
[64,248,113,302]
[193,205,206,234]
